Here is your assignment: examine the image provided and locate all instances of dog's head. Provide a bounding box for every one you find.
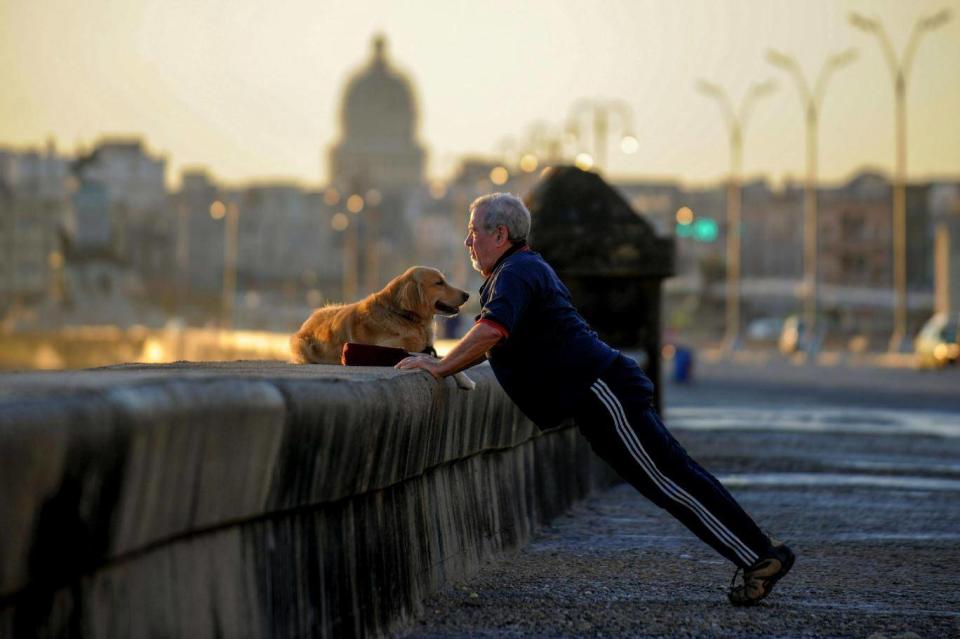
[389,266,469,319]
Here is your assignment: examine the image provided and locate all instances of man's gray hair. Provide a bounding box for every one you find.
[470,193,531,244]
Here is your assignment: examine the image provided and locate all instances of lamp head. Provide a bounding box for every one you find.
[829,48,859,69]
[696,80,723,97]
[750,79,778,98]
[920,9,951,31]
[848,12,878,32]
[766,49,795,69]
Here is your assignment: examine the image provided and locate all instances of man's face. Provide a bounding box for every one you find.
[464,208,506,276]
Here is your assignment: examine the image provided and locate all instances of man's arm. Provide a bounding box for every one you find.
[395,321,503,379]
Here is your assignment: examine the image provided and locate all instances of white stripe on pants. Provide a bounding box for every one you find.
[590,379,759,566]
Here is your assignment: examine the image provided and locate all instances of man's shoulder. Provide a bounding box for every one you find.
[503,249,551,274]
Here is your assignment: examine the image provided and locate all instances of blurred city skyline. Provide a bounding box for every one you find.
[2,0,959,189]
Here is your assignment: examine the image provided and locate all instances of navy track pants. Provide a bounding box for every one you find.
[572,355,773,568]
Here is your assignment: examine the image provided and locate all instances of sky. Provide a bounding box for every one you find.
[1,0,958,189]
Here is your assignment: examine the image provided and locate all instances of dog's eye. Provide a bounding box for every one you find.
[436,281,444,286]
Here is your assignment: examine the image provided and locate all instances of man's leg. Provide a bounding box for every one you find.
[572,356,774,569]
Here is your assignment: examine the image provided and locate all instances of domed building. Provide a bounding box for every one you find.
[329,35,425,190]
[326,35,428,297]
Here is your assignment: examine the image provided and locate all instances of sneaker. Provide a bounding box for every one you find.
[727,541,795,606]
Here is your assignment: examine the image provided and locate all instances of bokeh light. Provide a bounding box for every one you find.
[490,166,509,185]
[520,154,538,172]
[209,200,226,220]
[430,181,447,199]
[323,188,340,206]
[331,212,349,230]
[346,194,364,213]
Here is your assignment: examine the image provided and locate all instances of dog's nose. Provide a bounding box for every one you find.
[461,292,469,303]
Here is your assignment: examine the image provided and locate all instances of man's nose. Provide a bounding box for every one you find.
[464,235,471,248]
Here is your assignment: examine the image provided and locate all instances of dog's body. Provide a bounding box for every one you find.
[291,266,469,365]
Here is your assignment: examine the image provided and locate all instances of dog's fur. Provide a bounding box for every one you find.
[290,266,469,364]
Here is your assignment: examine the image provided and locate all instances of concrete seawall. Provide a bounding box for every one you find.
[0,362,615,638]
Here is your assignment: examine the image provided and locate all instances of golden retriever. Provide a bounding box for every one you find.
[290,266,470,365]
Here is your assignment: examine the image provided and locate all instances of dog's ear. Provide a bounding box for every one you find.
[397,279,423,314]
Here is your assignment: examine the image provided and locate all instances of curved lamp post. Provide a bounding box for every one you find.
[566,99,637,172]
[849,9,952,352]
[697,79,777,351]
[767,48,857,358]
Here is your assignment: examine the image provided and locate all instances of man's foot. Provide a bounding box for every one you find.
[727,542,795,606]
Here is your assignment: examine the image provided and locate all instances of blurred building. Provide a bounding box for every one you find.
[929,182,960,313]
[60,177,162,328]
[0,141,70,312]
[741,180,803,282]
[0,140,167,329]
[819,172,892,289]
[171,173,340,330]
[612,170,940,341]
[327,35,426,293]
[173,169,225,304]
[235,183,338,329]
[72,138,172,301]
[617,181,683,237]
[329,35,425,190]
[301,189,341,304]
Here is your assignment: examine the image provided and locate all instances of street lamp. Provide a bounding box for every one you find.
[849,8,952,352]
[336,171,375,301]
[175,201,190,316]
[767,48,857,358]
[210,199,239,330]
[362,189,383,295]
[336,210,359,302]
[524,120,565,167]
[496,136,519,168]
[697,79,777,351]
[566,99,637,172]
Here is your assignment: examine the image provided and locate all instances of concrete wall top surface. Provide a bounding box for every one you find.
[0,361,543,602]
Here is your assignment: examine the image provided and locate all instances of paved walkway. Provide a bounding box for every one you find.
[402,357,960,638]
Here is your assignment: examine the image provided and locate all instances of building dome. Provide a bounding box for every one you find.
[329,34,425,189]
[339,35,419,146]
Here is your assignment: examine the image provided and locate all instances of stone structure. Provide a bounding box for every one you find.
[818,172,892,290]
[0,363,615,638]
[0,142,70,308]
[930,182,960,313]
[72,138,171,300]
[174,169,225,299]
[329,35,425,191]
[526,166,675,410]
[327,35,426,294]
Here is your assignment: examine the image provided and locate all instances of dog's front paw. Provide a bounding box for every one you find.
[452,371,476,391]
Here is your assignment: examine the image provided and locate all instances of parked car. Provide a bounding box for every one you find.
[915,312,960,369]
[745,317,784,345]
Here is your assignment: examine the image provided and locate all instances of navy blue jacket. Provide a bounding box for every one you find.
[477,246,628,429]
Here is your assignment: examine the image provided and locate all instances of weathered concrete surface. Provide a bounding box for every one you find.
[0,361,616,638]
[402,356,960,638]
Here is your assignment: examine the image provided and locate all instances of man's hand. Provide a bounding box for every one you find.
[395,354,443,380]
[395,322,503,381]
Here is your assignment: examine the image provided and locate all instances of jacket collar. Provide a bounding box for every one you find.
[485,241,529,279]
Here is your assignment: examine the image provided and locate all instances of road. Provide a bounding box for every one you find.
[402,356,960,638]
